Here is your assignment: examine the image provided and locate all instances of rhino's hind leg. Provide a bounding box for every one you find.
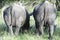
[39,21,44,35]
[35,21,39,35]
[4,15,14,35]
[9,25,14,36]
[49,25,54,40]
[48,21,55,40]
[15,25,21,36]
[15,17,24,35]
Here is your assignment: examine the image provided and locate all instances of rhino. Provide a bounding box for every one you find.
[3,2,29,35]
[33,1,57,40]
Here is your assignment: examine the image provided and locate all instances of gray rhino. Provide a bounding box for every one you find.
[3,2,29,35]
[33,1,57,40]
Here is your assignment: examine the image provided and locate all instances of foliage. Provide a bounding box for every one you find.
[57,11,60,17]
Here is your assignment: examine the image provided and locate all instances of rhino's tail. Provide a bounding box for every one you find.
[29,12,33,16]
[43,7,48,23]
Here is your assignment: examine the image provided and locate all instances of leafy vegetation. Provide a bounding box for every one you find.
[57,11,60,16]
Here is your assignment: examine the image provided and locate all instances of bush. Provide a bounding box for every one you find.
[57,11,60,17]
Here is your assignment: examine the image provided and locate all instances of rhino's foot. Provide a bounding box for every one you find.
[48,36,53,40]
[15,32,19,36]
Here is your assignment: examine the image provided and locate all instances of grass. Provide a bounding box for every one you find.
[0,8,60,40]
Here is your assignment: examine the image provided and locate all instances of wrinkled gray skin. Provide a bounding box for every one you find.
[33,1,57,40]
[3,2,29,35]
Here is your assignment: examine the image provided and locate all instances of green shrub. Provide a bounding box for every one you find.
[57,11,60,17]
